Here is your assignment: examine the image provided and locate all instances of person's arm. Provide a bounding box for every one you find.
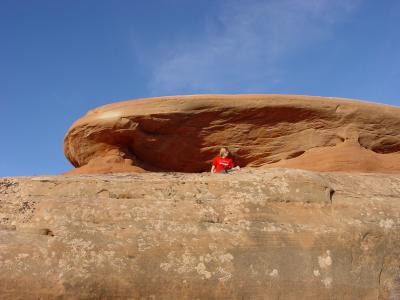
[211,165,216,173]
[229,159,240,171]
[211,157,218,173]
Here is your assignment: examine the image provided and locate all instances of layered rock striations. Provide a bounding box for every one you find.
[2,94,398,299]
[64,94,400,174]
[0,170,400,299]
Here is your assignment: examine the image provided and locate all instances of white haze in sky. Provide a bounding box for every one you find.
[149,0,362,95]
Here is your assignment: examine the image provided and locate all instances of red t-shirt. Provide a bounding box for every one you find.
[212,156,235,173]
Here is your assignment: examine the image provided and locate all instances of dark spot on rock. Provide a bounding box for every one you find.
[286,151,306,159]
[329,189,335,203]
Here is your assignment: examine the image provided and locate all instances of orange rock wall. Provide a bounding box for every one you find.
[1,170,400,298]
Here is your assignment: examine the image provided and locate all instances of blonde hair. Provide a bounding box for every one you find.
[219,147,229,157]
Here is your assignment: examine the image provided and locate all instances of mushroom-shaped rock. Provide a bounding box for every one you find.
[64,94,400,174]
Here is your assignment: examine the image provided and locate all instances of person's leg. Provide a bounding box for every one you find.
[227,167,240,173]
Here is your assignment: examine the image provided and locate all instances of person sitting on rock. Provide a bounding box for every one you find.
[211,147,240,173]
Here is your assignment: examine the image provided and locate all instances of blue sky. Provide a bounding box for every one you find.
[1,0,399,176]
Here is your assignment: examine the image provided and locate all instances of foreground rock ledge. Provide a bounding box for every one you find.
[63,94,400,174]
[1,169,399,299]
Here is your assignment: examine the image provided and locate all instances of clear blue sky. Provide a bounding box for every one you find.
[1,0,399,176]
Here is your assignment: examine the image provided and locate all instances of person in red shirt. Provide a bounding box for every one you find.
[211,147,240,173]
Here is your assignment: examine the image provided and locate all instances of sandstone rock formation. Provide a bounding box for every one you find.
[64,94,400,175]
[0,169,399,299]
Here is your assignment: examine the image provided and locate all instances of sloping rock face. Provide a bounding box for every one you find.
[1,169,399,299]
[64,94,400,174]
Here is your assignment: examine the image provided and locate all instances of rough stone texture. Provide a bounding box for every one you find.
[63,94,400,174]
[1,169,400,299]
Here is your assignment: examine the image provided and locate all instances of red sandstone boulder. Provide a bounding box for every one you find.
[64,94,400,174]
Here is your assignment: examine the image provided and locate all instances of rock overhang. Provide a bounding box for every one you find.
[63,94,400,174]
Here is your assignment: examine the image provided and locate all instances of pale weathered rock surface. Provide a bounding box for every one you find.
[63,94,400,174]
[1,169,400,299]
